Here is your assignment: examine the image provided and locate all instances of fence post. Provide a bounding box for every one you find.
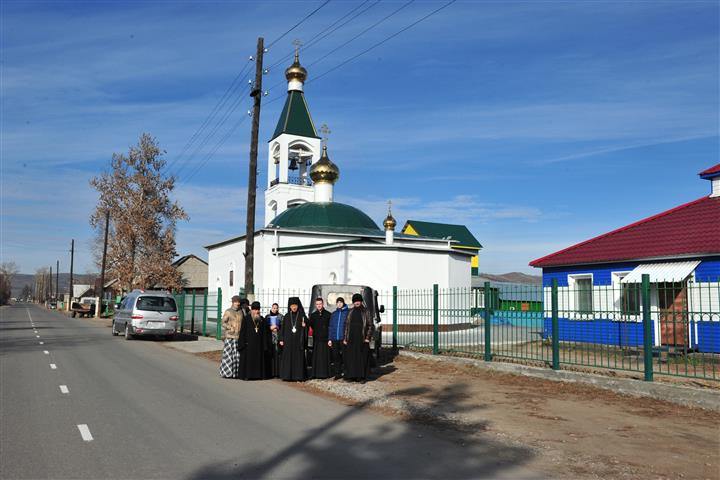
[190,289,196,334]
[392,286,398,351]
[551,279,560,370]
[216,287,222,340]
[432,284,439,355]
[642,273,653,382]
[202,288,208,337]
[484,281,492,362]
[179,293,185,333]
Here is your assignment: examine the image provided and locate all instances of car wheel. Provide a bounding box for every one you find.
[71,311,77,318]
[164,334,174,341]
[124,323,133,340]
[111,321,119,336]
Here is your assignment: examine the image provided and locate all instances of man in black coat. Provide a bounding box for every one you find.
[241,301,268,380]
[308,297,332,379]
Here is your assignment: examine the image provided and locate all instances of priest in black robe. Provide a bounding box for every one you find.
[279,297,307,381]
[241,301,268,380]
[343,293,374,382]
[308,297,332,379]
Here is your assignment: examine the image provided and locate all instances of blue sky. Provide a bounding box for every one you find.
[2,0,718,276]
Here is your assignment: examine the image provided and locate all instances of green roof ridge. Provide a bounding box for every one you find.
[404,220,482,249]
[271,90,320,140]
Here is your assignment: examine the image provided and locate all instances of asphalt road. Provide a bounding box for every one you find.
[1,304,538,479]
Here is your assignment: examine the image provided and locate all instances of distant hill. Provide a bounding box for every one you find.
[478,272,542,285]
[10,273,98,299]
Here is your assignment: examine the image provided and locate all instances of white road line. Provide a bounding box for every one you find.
[59,385,69,394]
[43,350,49,355]
[39,341,44,345]
[77,424,93,442]
[49,364,57,370]
[35,335,40,338]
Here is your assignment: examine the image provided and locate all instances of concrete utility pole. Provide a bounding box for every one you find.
[98,210,110,317]
[68,239,74,310]
[244,36,265,299]
[49,266,52,302]
[55,260,59,302]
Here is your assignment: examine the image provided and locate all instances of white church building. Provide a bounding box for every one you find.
[205,51,475,306]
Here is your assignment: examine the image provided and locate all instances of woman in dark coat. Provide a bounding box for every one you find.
[308,297,332,379]
[279,297,307,381]
[241,301,268,380]
[343,293,374,382]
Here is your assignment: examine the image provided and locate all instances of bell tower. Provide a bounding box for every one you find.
[265,43,322,226]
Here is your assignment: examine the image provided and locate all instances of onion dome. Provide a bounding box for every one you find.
[383,203,397,231]
[309,145,339,184]
[285,50,307,85]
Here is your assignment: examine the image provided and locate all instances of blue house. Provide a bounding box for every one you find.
[530,165,720,353]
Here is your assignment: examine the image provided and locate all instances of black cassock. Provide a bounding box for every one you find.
[308,309,331,379]
[279,310,307,381]
[241,314,268,380]
[344,309,370,380]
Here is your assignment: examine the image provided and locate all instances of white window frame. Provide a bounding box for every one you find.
[612,271,641,321]
[568,273,593,319]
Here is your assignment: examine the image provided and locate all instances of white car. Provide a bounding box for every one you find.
[112,290,178,340]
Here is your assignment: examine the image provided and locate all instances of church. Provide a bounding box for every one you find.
[205,51,478,304]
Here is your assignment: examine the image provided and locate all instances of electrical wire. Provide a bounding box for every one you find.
[266,0,332,49]
[309,0,457,84]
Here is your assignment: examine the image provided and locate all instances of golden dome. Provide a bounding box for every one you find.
[309,145,339,184]
[285,51,307,83]
[383,201,397,231]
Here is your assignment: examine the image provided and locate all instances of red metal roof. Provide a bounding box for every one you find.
[699,163,720,177]
[530,196,720,268]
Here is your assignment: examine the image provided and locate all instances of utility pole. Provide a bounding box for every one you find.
[55,260,59,302]
[244,36,264,299]
[49,266,52,302]
[69,239,74,309]
[99,210,110,315]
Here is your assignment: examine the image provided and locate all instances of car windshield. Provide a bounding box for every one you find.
[136,296,176,312]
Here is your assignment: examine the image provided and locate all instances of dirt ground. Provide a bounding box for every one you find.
[195,350,719,479]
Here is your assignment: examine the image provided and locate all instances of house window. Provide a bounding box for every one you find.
[574,277,593,314]
[621,283,641,315]
[229,270,234,287]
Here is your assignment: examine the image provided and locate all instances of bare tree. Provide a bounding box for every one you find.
[90,134,188,293]
[0,262,19,304]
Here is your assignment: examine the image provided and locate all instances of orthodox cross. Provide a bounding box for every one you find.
[292,39,303,58]
[387,200,393,216]
[320,123,331,147]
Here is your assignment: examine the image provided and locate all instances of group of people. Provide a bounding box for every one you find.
[219,294,374,383]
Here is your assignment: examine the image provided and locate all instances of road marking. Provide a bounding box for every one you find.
[43,350,49,355]
[35,335,40,338]
[49,364,57,370]
[59,385,69,394]
[77,424,93,442]
[39,341,44,345]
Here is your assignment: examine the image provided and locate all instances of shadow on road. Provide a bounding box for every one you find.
[185,380,535,479]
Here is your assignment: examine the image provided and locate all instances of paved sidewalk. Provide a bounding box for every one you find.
[163,334,223,353]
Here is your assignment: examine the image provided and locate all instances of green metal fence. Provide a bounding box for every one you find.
[384,277,719,382]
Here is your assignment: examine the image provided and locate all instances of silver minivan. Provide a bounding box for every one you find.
[112,290,178,340]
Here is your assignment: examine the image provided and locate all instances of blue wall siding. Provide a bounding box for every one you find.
[542,257,720,286]
[542,262,638,287]
[695,257,720,282]
[542,317,651,346]
[696,322,720,353]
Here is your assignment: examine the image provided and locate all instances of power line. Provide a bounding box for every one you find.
[266,0,332,49]
[178,100,253,187]
[309,0,457,84]
[308,0,414,68]
[266,0,378,72]
[263,0,456,107]
[166,60,254,176]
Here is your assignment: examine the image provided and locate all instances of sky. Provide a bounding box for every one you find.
[1,0,718,277]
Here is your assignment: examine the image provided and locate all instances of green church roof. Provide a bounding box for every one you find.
[268,202,381,233]
[403,220,483,250]
[271,90,320,140]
